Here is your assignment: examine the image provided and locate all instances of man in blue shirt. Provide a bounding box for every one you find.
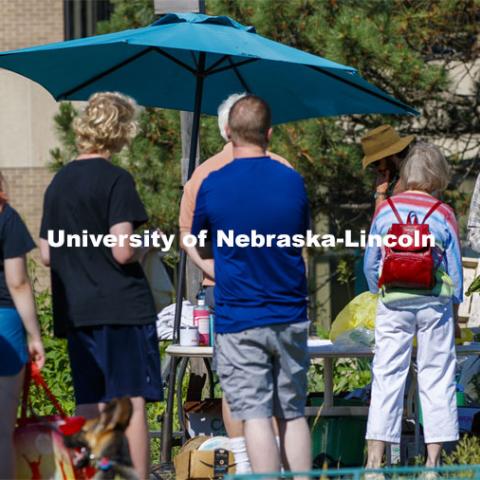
[191,95,311,477]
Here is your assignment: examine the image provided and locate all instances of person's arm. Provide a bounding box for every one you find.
[180,230,215,279]
[374,169,389,209]
[363,220,382,293]
[109,221,151,265]
[442,210,463,337]
[2,209,42,367]
[39,187,51,266]
[467,175,480,252]
[188,181,215,279]
[444,222,463,307]
[39,238,50,266]
[107,171,149,265]
[467,228,480,252]
[5,256,45,369]
[179,176,215,278]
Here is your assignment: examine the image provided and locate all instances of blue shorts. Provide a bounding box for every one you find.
[67,323,163,405]
[0,307,28,376]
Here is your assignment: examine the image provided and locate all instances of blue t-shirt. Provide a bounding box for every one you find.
[191,156,309,333]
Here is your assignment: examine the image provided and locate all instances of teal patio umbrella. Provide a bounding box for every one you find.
[0,12,417,125]
[0,12,417,463]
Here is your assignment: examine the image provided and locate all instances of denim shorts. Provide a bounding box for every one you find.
[67,323,163,405]
[0,307,28,376]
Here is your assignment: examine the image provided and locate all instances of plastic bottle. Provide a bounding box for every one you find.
[193,288,210,346]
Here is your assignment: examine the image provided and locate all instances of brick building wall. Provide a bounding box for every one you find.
[0,0,64,51]
[0,0,64,289]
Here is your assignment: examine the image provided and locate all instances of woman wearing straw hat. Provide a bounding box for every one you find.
[361,125,416,209]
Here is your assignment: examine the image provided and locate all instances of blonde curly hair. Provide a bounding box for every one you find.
[73,92,138,156]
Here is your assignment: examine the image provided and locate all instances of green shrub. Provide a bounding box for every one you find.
[443,435,480,468]
[27,262,75,416]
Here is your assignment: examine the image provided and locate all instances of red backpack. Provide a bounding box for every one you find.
[378,198,442,290]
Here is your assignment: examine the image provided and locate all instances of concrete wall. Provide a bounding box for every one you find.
[0,69,60,169]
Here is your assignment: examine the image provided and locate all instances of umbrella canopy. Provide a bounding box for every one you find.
[0,12,417,123]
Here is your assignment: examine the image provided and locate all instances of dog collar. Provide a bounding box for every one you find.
[97,457,114,471]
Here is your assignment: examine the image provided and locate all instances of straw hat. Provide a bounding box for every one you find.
[361,125,415,169]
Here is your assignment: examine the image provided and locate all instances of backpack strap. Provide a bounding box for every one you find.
[422,200,442,224]
[406,212,419,224]
[387,197,403,223]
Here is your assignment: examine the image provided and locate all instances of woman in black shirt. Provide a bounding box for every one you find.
[40,92,162,480]
[0,178,44,479]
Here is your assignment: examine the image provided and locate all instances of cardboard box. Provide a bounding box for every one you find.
[175,448,236,480]
[184,400,226,437]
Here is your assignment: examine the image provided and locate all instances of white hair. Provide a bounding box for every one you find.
[217,92,247,142]
[400,141,450,193]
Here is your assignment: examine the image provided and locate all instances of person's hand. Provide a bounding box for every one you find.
[375,168,390,195]
[28,336,45,370]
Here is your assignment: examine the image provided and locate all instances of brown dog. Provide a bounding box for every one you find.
[64,397,138,480]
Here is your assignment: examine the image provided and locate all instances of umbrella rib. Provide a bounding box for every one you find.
[56,46,155,100]
[190,51,198,69]
[227,56,252,93]
[308,65,417,114]
[205,54,230,74]
[153,47,196,75]
[207,57,258,76]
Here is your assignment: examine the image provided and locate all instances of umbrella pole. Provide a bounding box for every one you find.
[161,52,206,467]
[174,51,205,342]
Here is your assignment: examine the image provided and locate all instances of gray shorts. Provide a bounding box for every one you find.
[215,321,310,421]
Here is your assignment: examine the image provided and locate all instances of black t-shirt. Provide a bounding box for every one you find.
[40,158,157,337]
[0,205,35,308]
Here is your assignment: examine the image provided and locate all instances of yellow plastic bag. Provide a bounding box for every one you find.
[458,328,474,344]
[329,292,378,342]
[413,327,473,347]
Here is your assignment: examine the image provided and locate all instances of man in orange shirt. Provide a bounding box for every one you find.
[179,93,291,474]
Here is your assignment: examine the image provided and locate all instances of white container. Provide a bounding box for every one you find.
[180,325,199,347]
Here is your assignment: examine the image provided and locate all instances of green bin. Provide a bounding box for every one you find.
[308,394,367,468]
